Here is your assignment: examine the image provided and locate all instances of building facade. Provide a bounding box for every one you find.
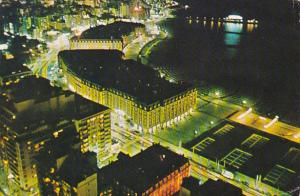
[69,22,145,51]
[113,163,190,196]
[74,106,111,167]
[141,163,190,196]
[0,77,111,195]
[54,151,99,196]
[70,38,124,51]
[62,63,197,133]
[98,144,190,196]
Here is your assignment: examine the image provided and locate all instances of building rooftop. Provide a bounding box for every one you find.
[98,144,189,194]
[35,124,80,164]
[59,50,193,105]
[230,110,300,144]
[35,126,82,195]
[0,76,109,136]
[0,54,32,79]
[1,76,63,103]
[181,177,242,196]
[186,121,300,192]
[57,150,98,187]
[73,21,144,40]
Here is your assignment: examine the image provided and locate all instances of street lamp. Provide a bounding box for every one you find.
[215,91,220,97]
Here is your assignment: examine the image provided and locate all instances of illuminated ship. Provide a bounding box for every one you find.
[224,15,258,24]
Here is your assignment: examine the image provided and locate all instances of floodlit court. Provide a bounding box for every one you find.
[230,110,300,144]
[198,98,240,119]
[152,98,242,146]
[153,110,219,146]
[221,148,253,169]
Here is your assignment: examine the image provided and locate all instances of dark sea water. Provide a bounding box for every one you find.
[147,0,300,124]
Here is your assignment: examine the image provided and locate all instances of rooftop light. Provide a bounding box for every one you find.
[237,108,252,120]
[264,116,279,129]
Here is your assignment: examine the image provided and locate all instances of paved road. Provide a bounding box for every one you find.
[123,35,154,60]
[28,34,70,81]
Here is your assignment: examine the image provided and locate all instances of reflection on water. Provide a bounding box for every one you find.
[149,8,300,124]
[187,18,260,59]
[226,47,237,59]
[186,18,259,59]
[224,22,243,33]
[224,23,243,58]
[224,33,241,45]
[247,23,255,32]
[210,21,214,29]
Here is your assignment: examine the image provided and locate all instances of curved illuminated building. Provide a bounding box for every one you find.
[70,21,145,51]
[59,50,197,133]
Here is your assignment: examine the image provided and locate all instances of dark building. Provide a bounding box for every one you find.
[79,21,145,40]
[97,144,190,195]
[0,53,32,86]
[35,124,80,195]
[55,151,98,196]
[37,144,99,196]
[180,177,243,196]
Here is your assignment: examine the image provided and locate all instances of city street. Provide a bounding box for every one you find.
[123,35,154,60]
[111,111,152,156]
[31,33,70,79]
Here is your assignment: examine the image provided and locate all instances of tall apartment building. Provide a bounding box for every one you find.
[0,77,111,195]
[74,102,111,167]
